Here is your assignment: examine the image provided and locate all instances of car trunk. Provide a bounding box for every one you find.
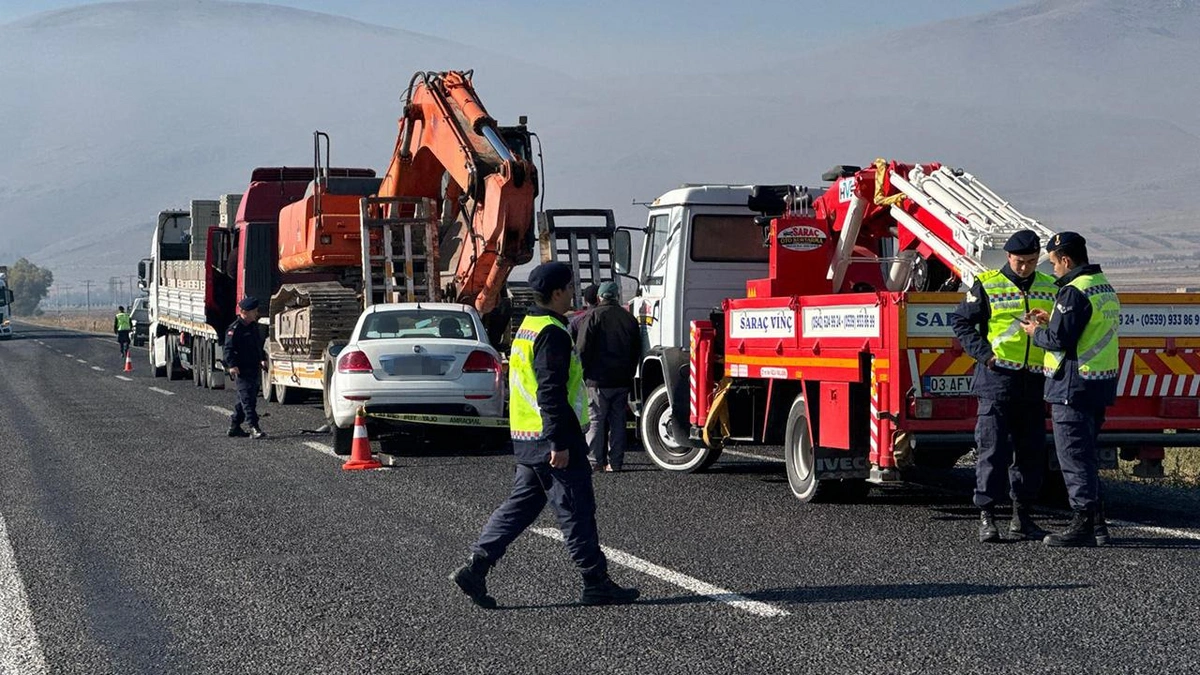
[356,339,481,382]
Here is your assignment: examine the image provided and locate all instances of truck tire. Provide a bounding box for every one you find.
[332,425,353,456]
[166,343,183,381]
[784,394,820,502]
[640,385,721,472]
[262,358,277,403]
[193,342,204,387]
[275,382,303,404]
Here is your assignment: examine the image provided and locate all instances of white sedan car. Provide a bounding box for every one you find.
[327,302,505,454]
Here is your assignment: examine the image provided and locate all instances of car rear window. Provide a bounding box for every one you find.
[359,309,477,340]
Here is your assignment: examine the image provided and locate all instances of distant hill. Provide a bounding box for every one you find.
[2,0,1198,289]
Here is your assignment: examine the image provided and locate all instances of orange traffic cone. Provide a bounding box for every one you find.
[123,350,133,372]
[342,408,381,471]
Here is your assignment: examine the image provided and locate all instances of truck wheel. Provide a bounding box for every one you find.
[640,385,721,472]
[332,425,353,456]
[262,360,277,402]
[784,395,820,502]
[193,343,204,387]
[275,382,303,404]
[166,343,182,381]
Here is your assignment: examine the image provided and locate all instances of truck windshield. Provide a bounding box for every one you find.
[359,310,477,341]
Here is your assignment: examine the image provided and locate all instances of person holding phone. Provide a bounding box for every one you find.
[951,230,1058,543]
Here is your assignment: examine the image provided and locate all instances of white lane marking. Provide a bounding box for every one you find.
[115,376,133,382]
[531,527,789,618]
[205,405,234,416]
[722,449,784,463]
[148,387,175,396]
[303,441,341,459]
[1109,519,1200,542]
[75,359,88,365]
[91,366,104,372]
[64,354,74,358]
[0,512,50,675]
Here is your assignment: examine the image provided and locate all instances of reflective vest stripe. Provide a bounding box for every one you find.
[1043,272,1120,379]
[115,313,132,331]
[509,314,589,440]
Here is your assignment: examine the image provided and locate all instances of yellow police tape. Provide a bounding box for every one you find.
[364,411,636,430]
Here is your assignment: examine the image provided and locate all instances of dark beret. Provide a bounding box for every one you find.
[527,261,574,295]
[1003,229,1041,255]
[1045,231,1086,253]
[238,296,260,311]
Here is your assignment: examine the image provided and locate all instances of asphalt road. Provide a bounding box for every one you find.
[2,321,1199,674]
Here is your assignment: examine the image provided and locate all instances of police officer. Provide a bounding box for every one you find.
[951,230,1057,543]
[1022,232,1119,547]
[223,297,268,440]
[114,306,132,357]
[451,261,638,609]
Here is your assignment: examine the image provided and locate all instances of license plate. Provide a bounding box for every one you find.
[923,375,973,396]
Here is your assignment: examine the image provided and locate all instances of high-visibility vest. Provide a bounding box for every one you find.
[1043,272,1121,380]
[977,269,1057,371]
[115,312,132,331]
[509,314,589,441]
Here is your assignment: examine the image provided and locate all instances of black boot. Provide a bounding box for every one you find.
[249,424,267,440]
[1008,504,1048,541]
[1044,510,1096,547]
[978,509,1001,543]
[450,554,497,609]
[227,423,249,438]
[580,576,640,606]
[1093,503,1111,546]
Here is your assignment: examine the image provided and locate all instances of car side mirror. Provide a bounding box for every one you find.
[613,230,632,276]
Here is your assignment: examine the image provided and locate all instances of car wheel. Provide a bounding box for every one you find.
[640,385,721,472]
[332,425,353,456]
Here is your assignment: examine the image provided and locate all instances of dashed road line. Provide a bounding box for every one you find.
[65,354,74,358]
[148,387,175,396]
[531,527,790,618]
[115,376,133,382]
[722,449,784,463]
[1111,520,1200,541]
[91,366,104,372]
[303,441,341,459]
[205,405,235,416]
[0,512,50,675]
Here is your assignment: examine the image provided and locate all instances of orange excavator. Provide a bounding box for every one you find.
[377,70,539,319]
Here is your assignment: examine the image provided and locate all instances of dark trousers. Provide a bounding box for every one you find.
[586,386,630,469]
[1051,403,1106,512]
[116,330,130,354]
[974,398,1047,509]
[230,373,260,426]
[473,462,607,581]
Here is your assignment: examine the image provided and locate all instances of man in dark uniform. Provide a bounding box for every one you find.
[1023,232,1120,547]
[451,261,638,609]
[114,306,132,357]
[952,230,1057,543]
[223,297,268,440]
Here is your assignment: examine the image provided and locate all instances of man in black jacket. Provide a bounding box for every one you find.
[450,262,638,609]
[576,281,641,472]
[223,297,268,440]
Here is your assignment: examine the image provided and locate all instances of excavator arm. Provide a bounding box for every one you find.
[377,70,537,315]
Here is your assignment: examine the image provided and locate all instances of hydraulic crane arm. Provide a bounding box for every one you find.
[377,70,537,315]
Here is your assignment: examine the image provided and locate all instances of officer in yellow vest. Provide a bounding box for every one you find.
[113,306,132,357]
[451,261,639,608]
[951,230,1056,543]
[1023,232,1120,547]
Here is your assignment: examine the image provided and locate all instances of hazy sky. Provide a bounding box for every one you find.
[1,0,1027,74]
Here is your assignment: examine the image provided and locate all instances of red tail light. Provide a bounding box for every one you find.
[337,350,373,374]
[463,350,500,373]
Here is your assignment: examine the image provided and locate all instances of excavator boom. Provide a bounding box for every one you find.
[377,70,537,315]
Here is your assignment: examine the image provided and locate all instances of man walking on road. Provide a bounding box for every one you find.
[951,230,1056,543]
[451,262,639,609]
[223,297,268,440]
[114,306,132,357]
[1022,232,1120,547]
[576,280,640,472]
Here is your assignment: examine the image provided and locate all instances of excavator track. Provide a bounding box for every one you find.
[269,282,361,359]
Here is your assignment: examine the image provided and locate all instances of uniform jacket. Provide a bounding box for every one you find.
[513,306,588,465]
[950,265,1045,401]
[222,318,267,373]
[1032,264,1118,408]
[575,302,641,389]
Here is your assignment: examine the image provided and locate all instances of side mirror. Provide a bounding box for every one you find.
[613,230,632,276]
[137,259,149,289]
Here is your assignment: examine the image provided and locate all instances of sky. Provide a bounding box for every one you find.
[0,0,1027,75]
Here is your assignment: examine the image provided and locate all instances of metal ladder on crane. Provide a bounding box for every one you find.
[537,208,619,308]
[888,165,1057,286]
[359,196,441,308]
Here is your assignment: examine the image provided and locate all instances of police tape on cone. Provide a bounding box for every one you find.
[342,407,382,471]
